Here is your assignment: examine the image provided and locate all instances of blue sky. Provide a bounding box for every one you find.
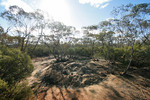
[0,0,149,29]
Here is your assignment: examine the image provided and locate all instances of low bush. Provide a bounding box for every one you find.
[0,79,34,100]
[0,46,34,100]
[0,46,33,83]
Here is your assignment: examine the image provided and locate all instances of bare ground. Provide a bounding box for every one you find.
[27,57,150,100]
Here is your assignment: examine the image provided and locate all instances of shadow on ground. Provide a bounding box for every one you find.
[29,57,150,100]
[41,59,109,88]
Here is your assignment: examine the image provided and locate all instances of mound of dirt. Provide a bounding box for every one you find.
[36,74,150,100]
[41,59,109,88]
[27,57,150,100]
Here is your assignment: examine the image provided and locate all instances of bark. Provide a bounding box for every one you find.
[91,41,95,58]
[24,35,30,51]
[123,42,134,75]
[21,38,25,52]
[31,27,44,53]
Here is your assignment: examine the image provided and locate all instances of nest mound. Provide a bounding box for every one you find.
[41,59,110,88]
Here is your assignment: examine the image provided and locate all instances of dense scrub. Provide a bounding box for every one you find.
[0,2,150,99]
[28,45,50,58]
[0,46,33,83]
[94,45,150,67]
[0,79,34,100]
[0,46,34,100]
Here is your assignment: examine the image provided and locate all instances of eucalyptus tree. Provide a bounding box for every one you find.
[0,26,13,46]
[1,5,46,52]
[112,3,150,74]
[82,25,98,58]
[98,19,115,61]
[0,26,4,45]
[131,3,150,45]
[44,21,75,61]
[28,9,47,53]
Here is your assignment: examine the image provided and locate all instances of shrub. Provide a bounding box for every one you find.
[28,46,50,58]
[132,45,150,66]
[0,46,33,84]
[0,79,35,100]
[0,46,35,100]
[75,47,91,57]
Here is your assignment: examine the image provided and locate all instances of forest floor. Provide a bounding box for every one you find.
[27,57,150,100]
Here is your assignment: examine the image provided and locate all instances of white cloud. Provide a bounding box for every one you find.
[78,0,111,8]
[95,4,100,8]
[106,17,114,21]
[1,0,33,12]
[100,3,109,9]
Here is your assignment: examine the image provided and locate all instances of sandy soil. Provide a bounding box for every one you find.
[27,57,150,100]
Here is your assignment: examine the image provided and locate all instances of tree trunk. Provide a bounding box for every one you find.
[91,41,95,58]
[123,42,134,75]
[31,35,42,53]
[31,28,44,53]
[24,35,30,52]
[21,38,25,52]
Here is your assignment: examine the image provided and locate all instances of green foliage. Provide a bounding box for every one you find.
[12,82,34,100]
[95,44,150,67]
[0,3,149,77]
[66,46,91,57]
[113,47,125,62]
[0,46,33,84]
[0,79,34,100]
[132,3,150,15]
[74,47,91,57]
[0,46,34,100]
[28,45,50,58]
[67,47,76,56]
[132,45,150,66]
[0,78,8,100]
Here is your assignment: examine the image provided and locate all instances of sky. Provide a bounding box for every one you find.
[0,0,149,30]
